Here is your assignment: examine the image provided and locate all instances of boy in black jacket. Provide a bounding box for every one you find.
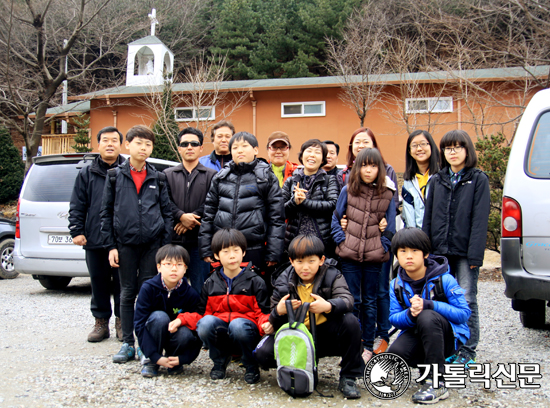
[254,235,363,399]
[100,125,173,364]
[134,245,202,377]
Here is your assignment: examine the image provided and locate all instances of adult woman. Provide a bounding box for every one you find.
[266,131,299,187]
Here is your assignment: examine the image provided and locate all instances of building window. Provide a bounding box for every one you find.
[175,106,215,122]
[405,97,453,114]
[281,102,326,118]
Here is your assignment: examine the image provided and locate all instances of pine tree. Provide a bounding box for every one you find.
[151,81,181,162]
[71,114,92,153]
[0,128,25,203]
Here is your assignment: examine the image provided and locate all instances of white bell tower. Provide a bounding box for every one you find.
[126,9,174,87]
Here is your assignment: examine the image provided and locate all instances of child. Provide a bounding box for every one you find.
[388,228,471,404]
[331,148,396,363]
[174,229,270,384]
[199,131,285,286]
[254,235,363,399]
[402,130,440,229]
[422,130,490,366]
[134,245,202,377]
[100,125,173,364]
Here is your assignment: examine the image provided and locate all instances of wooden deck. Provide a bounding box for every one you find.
[42,134,82,155]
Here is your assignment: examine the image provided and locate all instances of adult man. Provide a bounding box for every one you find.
[69,126,125,342]
[165,127,217,294]
[198,120,235,171]
[322,140,340,176]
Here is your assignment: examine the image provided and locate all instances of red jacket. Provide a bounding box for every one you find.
[283,161,299,184]
[177,262,270,335]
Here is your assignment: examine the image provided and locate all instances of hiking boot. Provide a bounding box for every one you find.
[453,353,476,369]
[115,317,123,342]
[244,365,260,384]
[412,379,449,404]
[338,377,361,399]
[87,318,109,343]
[362,349,373,364]
[210,356,231,380]
[141,363,159,378]
[112,343,135,364]
[373,337,388,354]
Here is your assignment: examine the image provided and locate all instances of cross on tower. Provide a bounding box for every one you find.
[148,8,158,36]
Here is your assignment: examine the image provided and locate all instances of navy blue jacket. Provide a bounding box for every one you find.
[134,274,200,364]
[389,255,471,348]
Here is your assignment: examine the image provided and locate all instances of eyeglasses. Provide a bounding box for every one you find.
[179,141,201,148]
[161,262,186,269]
[444,146,465,154]
[268,145,289,152]
[410,142,430,150]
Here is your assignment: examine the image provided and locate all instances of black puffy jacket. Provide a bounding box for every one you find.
[69,155,126,249]
[198,159,285,262]
[422,167,490,266]
[282,170,339,249]
[100,160,173,249]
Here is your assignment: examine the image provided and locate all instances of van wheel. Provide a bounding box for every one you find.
[38,276,72,290]
[0,238,18,279]
[519,299,546,329]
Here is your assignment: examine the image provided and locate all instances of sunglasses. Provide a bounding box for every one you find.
[179,141,201,148]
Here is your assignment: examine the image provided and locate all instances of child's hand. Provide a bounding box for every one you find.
[168,318,182,333]
[109,248,119,268]
[409,295,423,317]
[157,356,179,368]
[340,215,348,231]
[308,294,332,314]
[379,218,387,232]
[262,322,274,335]
[276,294,302,316]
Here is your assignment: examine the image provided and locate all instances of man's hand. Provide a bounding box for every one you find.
[266,261,278,268]
[157,356,179,368]
[262,322,274,335]
[72,235,87,246]
[174,222,187,235]
[203,257,214,263]
[409,294,423,317]
[379,218,387,232]
[308,293,332,314]
[276,294,302,316]
[180,213,201,229]
[340,215,348,231]
[168,318,182,333]
[109,248,119,268]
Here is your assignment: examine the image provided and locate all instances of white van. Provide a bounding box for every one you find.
[501,88,550,328]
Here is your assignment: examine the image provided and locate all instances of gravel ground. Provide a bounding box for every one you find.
[1,273,549,408]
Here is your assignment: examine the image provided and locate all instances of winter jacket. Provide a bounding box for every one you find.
[276,160,300,187]
[69,155,125,249]
[198,158,285,261]
[422,167,490,266]
[338,163,400,211]
[176,262,270,335]
[163,163,217,246]
[199,151,232,171]
[402,176,433,229]
[100,160,173,249]
[134,274,200,364]
[269,258,354,330]
[389,255,471,348]
[332,177,396,263]
[282,169,339,249]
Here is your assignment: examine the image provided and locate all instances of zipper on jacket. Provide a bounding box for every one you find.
[224,278,232,322]
[231,176,242,228]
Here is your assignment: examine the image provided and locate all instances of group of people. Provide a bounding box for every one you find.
[68,120,490,404]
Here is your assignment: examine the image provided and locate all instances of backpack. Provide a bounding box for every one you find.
[108,167,166,195]
[274,300,318,398]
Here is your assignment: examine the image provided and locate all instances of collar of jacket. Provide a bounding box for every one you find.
[90,154,125,176]
[288,260,335,297]
[172,162,209,174]
[213,261,256,284]
[438,166,477,187]
[119,159,157,181]
[229,158,259,175]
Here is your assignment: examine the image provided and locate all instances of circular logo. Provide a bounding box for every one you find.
[363,353,411,400]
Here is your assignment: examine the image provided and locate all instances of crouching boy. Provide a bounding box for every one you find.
[134,245,202,377]
[173,229,270,384]
[388,228,471,404]
[254,235,363,399]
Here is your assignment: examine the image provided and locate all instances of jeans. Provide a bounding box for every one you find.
[197,316,260,368]
[375,255,392,341]
[145,311,201,365]
[118,242,159,345]
[185,245,210,295]
[340,259,382,350]
[85,248,120,319]
[447,255,479,359]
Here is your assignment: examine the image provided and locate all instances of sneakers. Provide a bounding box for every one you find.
[87,318,109,342]
[244,365,260,384]
[453,353,476,369]
[373,337,388,354]
[338,377,361,399]
[412,379,449,404]
[141,363,159,378]
[210,356,231,380]
[445,354,457,363]
[115,317,123,342]
[167,365,184,375]
[112,343,135,364]
[362,349,373,364]
[137,347,150,365]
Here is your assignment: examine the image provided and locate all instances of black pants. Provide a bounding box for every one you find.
[387,309,456,376]
[118,242,159,345]
[86,248,120,319]
[254,313,363,379]
[243,246,275,295]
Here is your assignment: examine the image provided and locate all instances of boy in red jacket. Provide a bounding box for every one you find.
[172,229,270,384]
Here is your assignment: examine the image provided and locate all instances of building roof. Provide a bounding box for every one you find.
[28,100,90,119]
[69,65,550,101]
[128,35,166,46]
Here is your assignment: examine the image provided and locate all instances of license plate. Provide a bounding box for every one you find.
[48,235,73,245]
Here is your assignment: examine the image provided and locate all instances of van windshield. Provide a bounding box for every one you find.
[22,162,81,202]
[527,111,550,178]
